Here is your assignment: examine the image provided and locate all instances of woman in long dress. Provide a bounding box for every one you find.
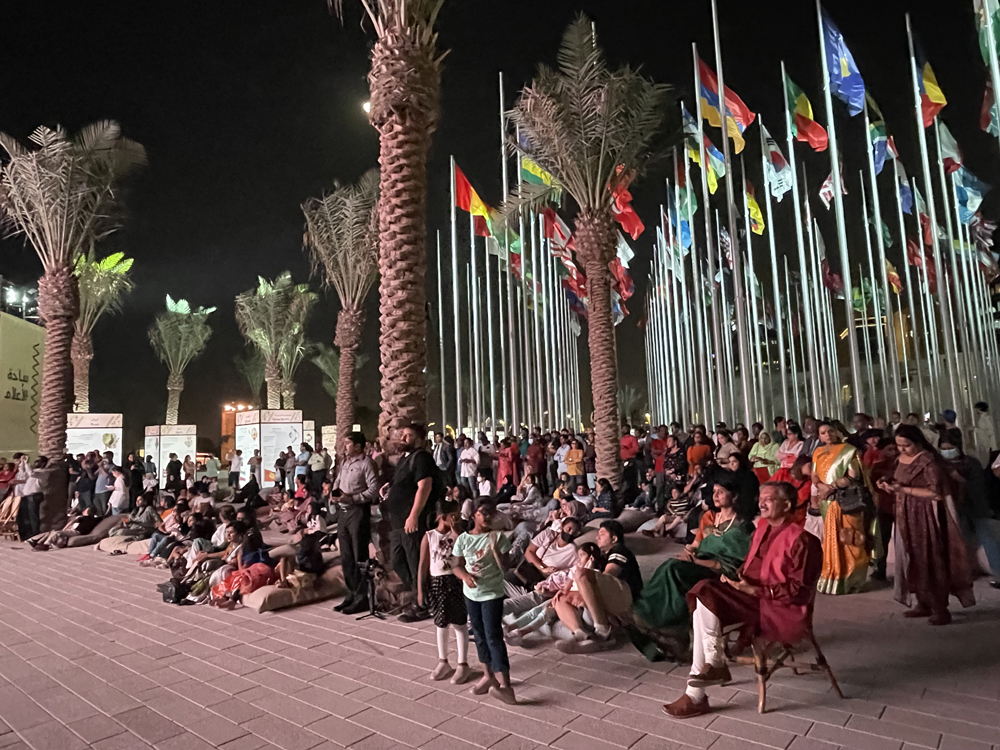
[877,425,974,625]
[811,422,872,595]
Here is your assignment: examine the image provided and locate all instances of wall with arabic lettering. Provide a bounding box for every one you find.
[0,312,45,456]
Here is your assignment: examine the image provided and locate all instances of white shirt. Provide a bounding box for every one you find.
[459,447,479,478]
[554,444,570,474]
[21,467,40,496]
[478,479,493,497]
[426,528,456,577]
[211,522,229,547]
[230,454,243,472]
[109,476,128,511]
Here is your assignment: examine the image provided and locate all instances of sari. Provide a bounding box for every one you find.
[892,451,975,612]
[812,443,871,595]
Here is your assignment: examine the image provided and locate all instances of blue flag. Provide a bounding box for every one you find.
[898,163,914,215]
[822,10,866,116]
[955,166,991,224]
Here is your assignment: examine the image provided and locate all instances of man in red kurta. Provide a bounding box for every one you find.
[663,481,823,718]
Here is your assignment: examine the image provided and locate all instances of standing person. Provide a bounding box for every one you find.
[563,439,584,491]
[382,424,441,620]
[973,402,997,463]
[686,431,713,478]
[93,455,115,517]
[248,450,262,486]
[308,448,327,492]
[457,438,479,494]
[76,455,97,514]
[109,467,129,515]
[650,426,669,479]
[296,443,312,486]
[526,435,548,496]
[227,450,242,489]
[433,432,456,483]
[144,453,156,479]
[662,482,823,718]
[554,435,570,483]
[182,455,196,486]
[496,438,522,488]
[18,456,46,539]
[452,504,516,704]
[274,451,286,489]
[811,423,872,595]
[417,500,471,684]
[284,448,298,492]
[204,453,221,484]
[583,430,597,492]
[879,425,975,624]
[333,432,380,615]
[939,429,1000,589]
[127,453,144,511]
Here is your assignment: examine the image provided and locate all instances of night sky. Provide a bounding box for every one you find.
[1,0,992,449]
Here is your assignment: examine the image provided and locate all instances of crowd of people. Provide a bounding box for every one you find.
[3,402,999,716]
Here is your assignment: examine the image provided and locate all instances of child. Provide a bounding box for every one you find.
[452,504,516,704]
[504,542,603,643]
[142,472,158,494]
[417,500,471,684]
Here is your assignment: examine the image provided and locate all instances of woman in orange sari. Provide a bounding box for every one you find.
[811,422,873,595]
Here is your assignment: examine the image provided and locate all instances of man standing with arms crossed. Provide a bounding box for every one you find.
[333,432,381,615]
[382,424,441,622]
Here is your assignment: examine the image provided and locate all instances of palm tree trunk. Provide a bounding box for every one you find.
[575,210,623,490]
[71,329,93,414]
[335,306,364,443]
[36,266,79,530]
[165,372,183,425]
[37,267,79,458]
[264,361,281,409]
[282,381,295,410]
[369,30,440,445]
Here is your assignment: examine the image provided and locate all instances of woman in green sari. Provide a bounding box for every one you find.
[630,477,753,660]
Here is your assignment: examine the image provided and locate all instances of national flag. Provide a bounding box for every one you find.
[745,180,765,235]
[821,10,866,116]
[616,231,634,269]
[821,258,845,295]
[954,166,991,224]
[976,0,1000,66]
[852,279,874,312]
[565,288,588,319]
[915,43,947,128]
[762,124,792,201]
[937,122,963,174]
[784,74,829,151]
[819,166,847,210]
[868,204,893,247]
[886,260,903,293]
[698,58,756,154]
[867,95,897,176]
[907,237,938,294]
[610,257,634,301]
[542,207,574,256]
[611,166,644,240]
[666,196,692,250]
[898,163,914,214]
[610,288,628,327]
[720,226,734,269]
[454,164,491,237]
[521,157,555,187]
[674,157,700,216]
[687,134,725,195]
[982,80,1000,136]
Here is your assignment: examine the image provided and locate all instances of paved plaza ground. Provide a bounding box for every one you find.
[0,541,998,750]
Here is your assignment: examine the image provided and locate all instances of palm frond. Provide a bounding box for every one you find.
[233,350,266,403]
[73,245,135,336]
[302,168,380,308]
[148,296,214,376]
[235,272,316,381]
[506,14,672,214]
[310,342,341,400]
[0,121,145,272]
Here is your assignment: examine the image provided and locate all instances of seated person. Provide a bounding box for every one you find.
[509,497,587,560]
[640,481,700,539]
[554,520,643,649]
[28,507,101,550]
[571,482,593,509]
[276,526,328,591]
[586,479,616,522]
[504,542,603,644]
[631,468,662,513]
[212,505,237,547]
[191,491,215,517]
[476,470,494,498]
[233,472,261,505]
[505,516,583,604]
[553,473,573,502]
[511,473,543,508]
[108,492,161,539]
[141,499,190,563]
[663,481,823,718]
[629,480,754,660]
[142,473,158,494]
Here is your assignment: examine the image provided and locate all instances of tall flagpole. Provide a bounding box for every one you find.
[484,246,497,437]
[436,232,448,433]
[693,45,725,422]
[815,0,864,413]
[542,236,555,429]
[860,176,890,418]
[759,115,790,420]
[740,162,763,420]
[858,263,877,404]
[669,173,693,424]
[497,252,510,431]
[683,139,711,424]
[494,71,524,435]
[466,265,475,427]
[781,61,822,416]
[915,210,941,411]
[893,160,921,411]
[710,0,752,425]
[717,214,736,420]
[655,262,671,422]
[449,158,463,435]
[906,15,960,418]
[784,256,803,420]
[953,176,987,402]
[863,101,903,413]
[533,215,545,429]
[469,214,483,430]
[672,157,698,424]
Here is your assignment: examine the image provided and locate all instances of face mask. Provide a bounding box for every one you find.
[560,531,576,544]
[940,448,959,460]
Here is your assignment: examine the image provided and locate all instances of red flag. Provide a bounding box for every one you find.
[611,166,645,240]
[609,257,634,301]
[907,237,938,294]
[543,207,575,256]
[821,258,844,295]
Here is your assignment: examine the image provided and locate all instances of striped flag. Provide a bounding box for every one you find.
[762,125,792,202]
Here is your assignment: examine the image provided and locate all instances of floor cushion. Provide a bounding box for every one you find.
[96,535,133,554]
[67,516,122,548]
[243,565,346,614]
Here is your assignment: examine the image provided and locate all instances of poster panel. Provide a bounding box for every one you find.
[159,429,197,483]
[261,421,302,486]
[234,422,260,485]
[0,313,45,456]
[320,425,337,452]
[66,413,123,465]
[303,420,315,449]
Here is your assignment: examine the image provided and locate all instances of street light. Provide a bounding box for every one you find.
[362,101,371,114]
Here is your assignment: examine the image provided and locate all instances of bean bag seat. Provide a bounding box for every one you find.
[243,564,346,614]
[67,516,122,548]
[127,538,151,556]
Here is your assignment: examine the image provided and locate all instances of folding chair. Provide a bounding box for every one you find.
[0,495,22,540]
[736,603,844,713]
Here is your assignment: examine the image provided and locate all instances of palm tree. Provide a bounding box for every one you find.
[278,287,317,409]
[331,0,445,444]
[507,15,668,489]
[303,168,379,437]
[311,343,341,400]
[234,272,314,409]
[0,121,145,459]
[617,385,647,428]
[148,295,215,425]
[233,350,266,406]
[71,249,134,413]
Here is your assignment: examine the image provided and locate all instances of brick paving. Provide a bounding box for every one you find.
[0,542,998,750]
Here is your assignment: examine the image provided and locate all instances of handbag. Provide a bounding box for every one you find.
[506,530,553,589]
[832,481,869,515]
[158,580,191,604]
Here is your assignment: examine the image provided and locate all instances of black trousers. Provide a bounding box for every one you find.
[18,493,43,539]
[338,508,371,603]
[389,526,423,591]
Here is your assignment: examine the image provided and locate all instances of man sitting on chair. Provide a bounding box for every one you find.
[663,481,822,718]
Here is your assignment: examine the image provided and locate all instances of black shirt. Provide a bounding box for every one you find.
[604,542,643,601]
[384,449,440,529]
